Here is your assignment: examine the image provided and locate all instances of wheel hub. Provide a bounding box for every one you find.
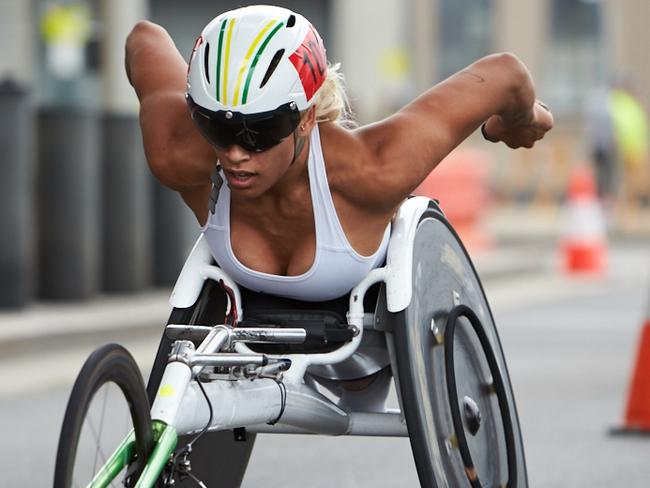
[463,395,482,436]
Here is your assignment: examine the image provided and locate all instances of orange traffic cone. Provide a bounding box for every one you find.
[620,315,650,432]
[560,165,607,275]
[413,149,492,253]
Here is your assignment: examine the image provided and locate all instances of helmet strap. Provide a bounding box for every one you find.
[290,130,307,166]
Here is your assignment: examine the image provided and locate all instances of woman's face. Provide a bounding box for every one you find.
[214,134,297,198]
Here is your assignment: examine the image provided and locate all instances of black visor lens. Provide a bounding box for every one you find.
[188,96,301,152]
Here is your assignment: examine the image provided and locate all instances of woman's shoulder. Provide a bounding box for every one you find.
[317,122,398,213]
[318,123,368,184]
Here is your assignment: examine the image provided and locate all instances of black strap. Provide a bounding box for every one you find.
[208,164,223,214]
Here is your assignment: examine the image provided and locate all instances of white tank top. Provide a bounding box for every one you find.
[201,124,390,301]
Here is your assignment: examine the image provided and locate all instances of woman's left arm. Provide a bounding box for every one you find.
[352,53,553,208]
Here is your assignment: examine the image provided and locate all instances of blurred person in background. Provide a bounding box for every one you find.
[586,84,618,209]
[609,77,650,222]
[125,4,552,337]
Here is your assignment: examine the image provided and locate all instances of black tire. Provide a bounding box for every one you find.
[54,343,154,488]
[391,206,527,488]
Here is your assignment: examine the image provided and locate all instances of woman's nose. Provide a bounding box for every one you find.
[224,144,251,162]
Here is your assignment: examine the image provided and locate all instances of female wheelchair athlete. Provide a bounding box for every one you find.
[53,196,528,488]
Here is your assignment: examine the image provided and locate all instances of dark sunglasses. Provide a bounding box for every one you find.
[187,95,301,152]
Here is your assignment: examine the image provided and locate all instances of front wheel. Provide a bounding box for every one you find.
[391,207,527,487]
[54,343,154,488]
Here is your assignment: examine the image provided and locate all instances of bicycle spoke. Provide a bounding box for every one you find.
[55,344,153,488]
[86,405,109,472]
[93,384,110,475]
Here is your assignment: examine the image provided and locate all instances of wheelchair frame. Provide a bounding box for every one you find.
[85,197,434,487]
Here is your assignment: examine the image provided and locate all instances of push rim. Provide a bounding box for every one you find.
[444,304,517,488]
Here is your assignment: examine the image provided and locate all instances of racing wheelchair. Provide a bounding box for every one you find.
[53,197,527,487]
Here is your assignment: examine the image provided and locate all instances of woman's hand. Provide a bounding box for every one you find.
[482,100,554,148]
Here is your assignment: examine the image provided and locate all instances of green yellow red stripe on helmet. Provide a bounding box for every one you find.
[215,17,284,106]
[215,18,227,102]
[241,21,284,104]
[233,19,281,104]
[222,18,236,104]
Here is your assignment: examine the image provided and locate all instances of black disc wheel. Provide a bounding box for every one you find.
[54,343,154,488]
[392,205,527,488]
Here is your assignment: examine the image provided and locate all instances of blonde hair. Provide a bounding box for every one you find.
[312,63,356,128]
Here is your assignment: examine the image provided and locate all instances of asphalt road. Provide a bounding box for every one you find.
[1,244,649,487]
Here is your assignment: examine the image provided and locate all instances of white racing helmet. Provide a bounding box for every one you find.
[186,5,328,152]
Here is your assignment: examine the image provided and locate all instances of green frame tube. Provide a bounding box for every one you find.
[87,431,136,487]
[135,422,178,488]
[87,421,178,488]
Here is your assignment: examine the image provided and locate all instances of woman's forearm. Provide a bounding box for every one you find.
[471,53,536,124]
[498,54,536,124]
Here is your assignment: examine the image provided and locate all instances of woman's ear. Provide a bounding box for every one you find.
[300,105,317,135]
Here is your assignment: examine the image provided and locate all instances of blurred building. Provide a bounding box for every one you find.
[0,0,647,307]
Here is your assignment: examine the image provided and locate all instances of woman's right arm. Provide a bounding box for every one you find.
[342,53,552,210]
[125,21,213,222]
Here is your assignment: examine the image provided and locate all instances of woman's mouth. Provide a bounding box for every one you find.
[225,170,256,188]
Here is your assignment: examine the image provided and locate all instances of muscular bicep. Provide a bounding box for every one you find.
[139,90,215,191]
[357,53,532,203]
[127,21,215,192]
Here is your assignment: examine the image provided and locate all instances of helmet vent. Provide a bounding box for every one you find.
[203,42,211,83]
[286,15,296,27]
[260,49,285,88]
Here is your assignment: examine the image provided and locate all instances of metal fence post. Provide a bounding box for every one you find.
[101,112,152,292]
[0,79,35,308]
[37,107,102,300]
